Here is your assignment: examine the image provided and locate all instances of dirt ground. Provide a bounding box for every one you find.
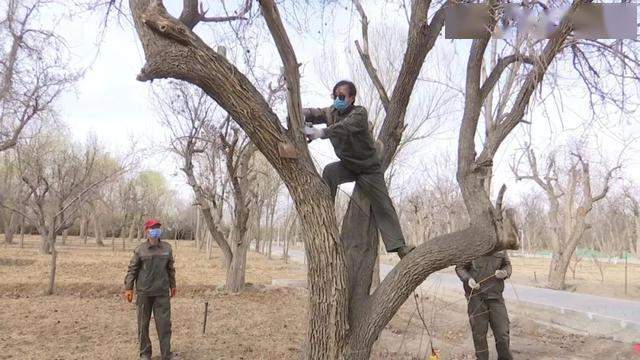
[0,237,636,359]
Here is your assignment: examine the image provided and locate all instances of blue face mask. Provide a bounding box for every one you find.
[148,228,162,239]
[333,97,349,111]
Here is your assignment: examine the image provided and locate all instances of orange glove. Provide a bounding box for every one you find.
[124,289,134,303]
[170,288,177,298]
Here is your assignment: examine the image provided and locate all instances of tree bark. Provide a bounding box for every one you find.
[47,245,57,295]
[226,230,249,292]
[93,218,104,246]
[3,212,17,244]
[548,251,572,289]
[19,215,25,249]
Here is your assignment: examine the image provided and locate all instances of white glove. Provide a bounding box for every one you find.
[468,278,480,289]
[304,125,324,141]
[495,269,508,279]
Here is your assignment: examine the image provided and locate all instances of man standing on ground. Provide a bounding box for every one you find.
[455,251,513,360]
[124,219,177,360]
[303,80,414,258]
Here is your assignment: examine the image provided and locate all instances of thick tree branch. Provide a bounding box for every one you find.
[378,3,446,169]
[351,223,498,350]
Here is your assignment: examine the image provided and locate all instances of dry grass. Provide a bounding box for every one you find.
[0,236,306,359]
[0,236,635,359]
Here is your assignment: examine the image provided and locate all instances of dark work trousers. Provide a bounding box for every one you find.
[137,295,172,359]
[467,295,512,360]
[322,161,405,252]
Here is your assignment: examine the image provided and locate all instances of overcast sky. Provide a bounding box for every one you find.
[51,1,640,206]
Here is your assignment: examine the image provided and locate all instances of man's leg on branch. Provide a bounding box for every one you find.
[322,161,357,200]
[488,297,512,360]
[357,170,413,257]
[468,296,490,360]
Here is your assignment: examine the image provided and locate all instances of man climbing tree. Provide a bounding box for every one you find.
[303,80,414,258]
[455,251,513,360]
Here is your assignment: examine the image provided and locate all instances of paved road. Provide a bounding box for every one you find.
[271,246,640,330]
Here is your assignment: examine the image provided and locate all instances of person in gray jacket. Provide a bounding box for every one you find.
[303,80,414,258]
[124,219,176,360]
[455,251,513,360]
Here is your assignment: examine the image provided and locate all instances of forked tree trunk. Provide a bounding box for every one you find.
[226,230,250,293]
[547,221,587,289]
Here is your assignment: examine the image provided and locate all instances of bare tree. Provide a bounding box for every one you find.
[119,0,640,357]
[624,187,640,256]
[513,146,620,289]
[0,0,80,153]
[0,151,29,244]
[159,82,264,292]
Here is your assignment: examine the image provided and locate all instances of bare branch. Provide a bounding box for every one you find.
[179,0,252,29]
[479,54,535,103]
[353,0,390,111]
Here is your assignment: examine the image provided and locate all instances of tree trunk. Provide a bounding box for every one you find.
[371,249,380,291]
[267,197,276,259]
[61,229,68,246]
[548,251,572,289]
[47,239,58,295]
[94,218,104,246]
[254,206,262,253]
[206,231,213,260]
[226,231,249,293]
[19,216,25,249]
[3,212,17,244]
[127,220,136,241]
[82,218,89,245]
[79,216,86,240]
[40,229,50,254]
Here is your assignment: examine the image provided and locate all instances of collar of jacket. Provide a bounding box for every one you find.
[145,240,161,248]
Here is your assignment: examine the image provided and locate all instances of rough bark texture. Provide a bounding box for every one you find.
[47,245,57,295]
